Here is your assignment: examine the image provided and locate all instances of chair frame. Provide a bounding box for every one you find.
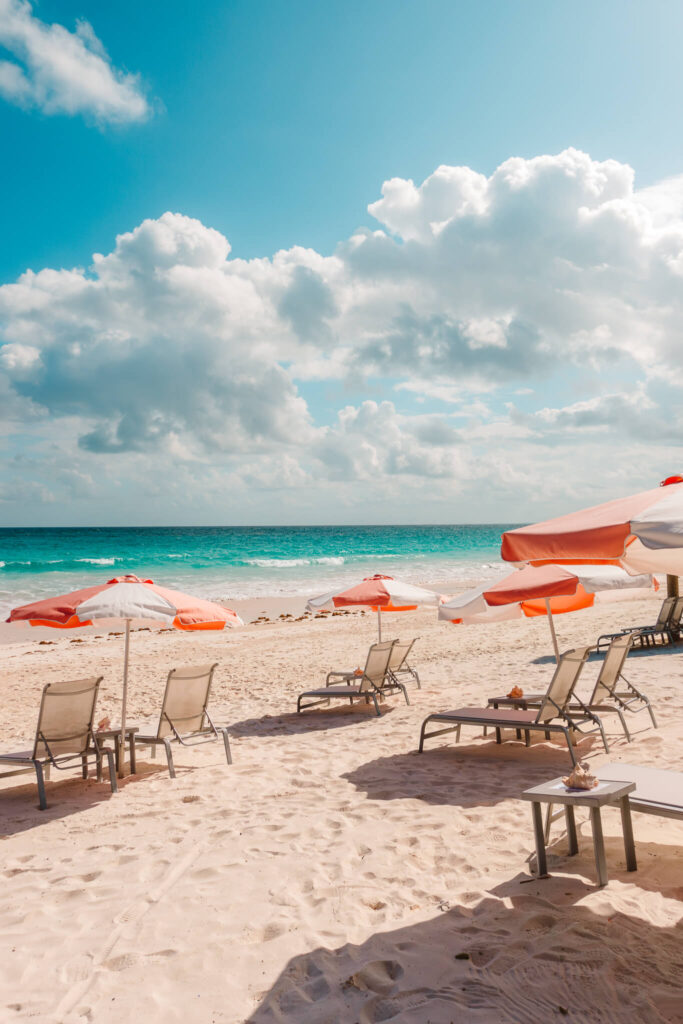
[297,640,407,716]
[487,633,656,742]
[133,663,232,778]
[0,677,117,810]
[418,647,593,766]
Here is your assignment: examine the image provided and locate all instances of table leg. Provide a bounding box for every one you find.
[620,797,637,872]
[531,801,548,877]
[129,732,137,775]
[565,805,579,855]
[590,806,608,886]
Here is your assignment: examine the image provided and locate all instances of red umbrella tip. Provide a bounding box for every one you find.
[660,475,683,487]
[107,574,155,584]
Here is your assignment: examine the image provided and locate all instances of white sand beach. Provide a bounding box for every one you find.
[1,594,682,1023]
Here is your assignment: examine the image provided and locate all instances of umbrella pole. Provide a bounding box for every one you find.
[120,618,131,778]
[544,599,560,664]
[377,607,382,642]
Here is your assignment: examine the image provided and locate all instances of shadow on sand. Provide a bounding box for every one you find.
[244,885,683,1023]
[230,703,398,739]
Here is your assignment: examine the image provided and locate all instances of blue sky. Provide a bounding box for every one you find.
[2,0,683,525]
[4,0,683,280]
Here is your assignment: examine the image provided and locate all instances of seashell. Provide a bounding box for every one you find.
[507,685,524,698]
[562,761,598,790]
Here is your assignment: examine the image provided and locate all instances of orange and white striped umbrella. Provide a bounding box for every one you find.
[8,575,242,770]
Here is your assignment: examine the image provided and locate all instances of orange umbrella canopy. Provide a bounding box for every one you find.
[501,476,683,576]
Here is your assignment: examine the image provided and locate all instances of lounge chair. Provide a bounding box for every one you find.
[133,664,232,778]
[418,646,595,765]
[596,595,678,651]
[0,677,117,810]
[387,638,421,689]
[487,633,656,741]
[544,762,683,845]
[297,640,407,716]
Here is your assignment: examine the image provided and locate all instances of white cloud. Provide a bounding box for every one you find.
[2,149,683,522]
[0,0,149,123]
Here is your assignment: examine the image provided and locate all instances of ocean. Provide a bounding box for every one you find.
[0,524,516,617]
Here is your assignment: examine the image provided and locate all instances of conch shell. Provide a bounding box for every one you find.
[563,762,598,790]
[353,668,363,676]
[507,685,524,698]
[97,716,111,732]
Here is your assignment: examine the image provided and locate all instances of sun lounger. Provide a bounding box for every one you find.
[387,638,421,689]
[0,677,117,810]
[487,633,656,742]
[418,646,594,765]
[297,640,407,716]
[598,763,683,820]
[133,663,232,778]
[596,595,680,651]
[544,762,683,844]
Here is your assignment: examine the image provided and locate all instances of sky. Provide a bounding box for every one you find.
[2,0,683,526]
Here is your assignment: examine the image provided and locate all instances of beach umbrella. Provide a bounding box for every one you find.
[501,476,683,588]
[439,563,656,661]
[7,574,243,772]
[307,574,441,640]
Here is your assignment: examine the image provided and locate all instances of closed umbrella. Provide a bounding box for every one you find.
[439,563,656,661]
[8,574,243,772]
[307,574,441,640]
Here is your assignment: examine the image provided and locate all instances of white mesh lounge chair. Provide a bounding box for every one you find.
[326,638,420,691]
[596,595,680,651]
[487,633,656,742]
[544,762,683,845]
[418,646,593,765]
[0,677,117,810]
[297,640,407,716]
[387,638,421,689]
[133,664,232,778]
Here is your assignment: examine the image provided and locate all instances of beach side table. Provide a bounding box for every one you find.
[521,777,637,886]
[95,727,139,777]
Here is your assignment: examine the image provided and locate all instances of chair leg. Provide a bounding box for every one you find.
[400,684,410,706]
[105,750,118,795]
[34,761,47,811]
[413,670,421,690]
[562,728,577,766]
[596,718,610,754]
[418,718,430,752]
[616,710,631,742]
[82,754,88,780]
[163,738,176,779]
[221,728,233,766]
[524,730,531,747]
[372,694,381,717]
[646,701,658,729]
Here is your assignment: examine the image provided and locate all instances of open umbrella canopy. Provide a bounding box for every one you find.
[440,564,656,623]
[7,574,243,630]
[307,574,441,640]
[439,564,656,660]
[7,575,242,774]
[500,476,683,576]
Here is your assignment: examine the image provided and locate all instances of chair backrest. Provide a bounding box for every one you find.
[155,663,217,739]
[670,596,683,629]
[359,641,396,692]
[535,647,591,724]
[32,677,102,760]
[590,633,633,703]
[387,638,416,673]
[654,596,676,630]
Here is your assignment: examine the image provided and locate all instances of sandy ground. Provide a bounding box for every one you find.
[0,594,682,1024]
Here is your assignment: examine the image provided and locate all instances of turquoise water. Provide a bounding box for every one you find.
[0,525,516,616]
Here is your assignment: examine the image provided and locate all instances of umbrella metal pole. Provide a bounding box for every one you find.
[377,607,382,642]
[120,618,131,778]
[544,599,560,664]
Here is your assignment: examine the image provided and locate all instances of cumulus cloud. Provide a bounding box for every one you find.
[0,0,149,123]
[3,148,683,521]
